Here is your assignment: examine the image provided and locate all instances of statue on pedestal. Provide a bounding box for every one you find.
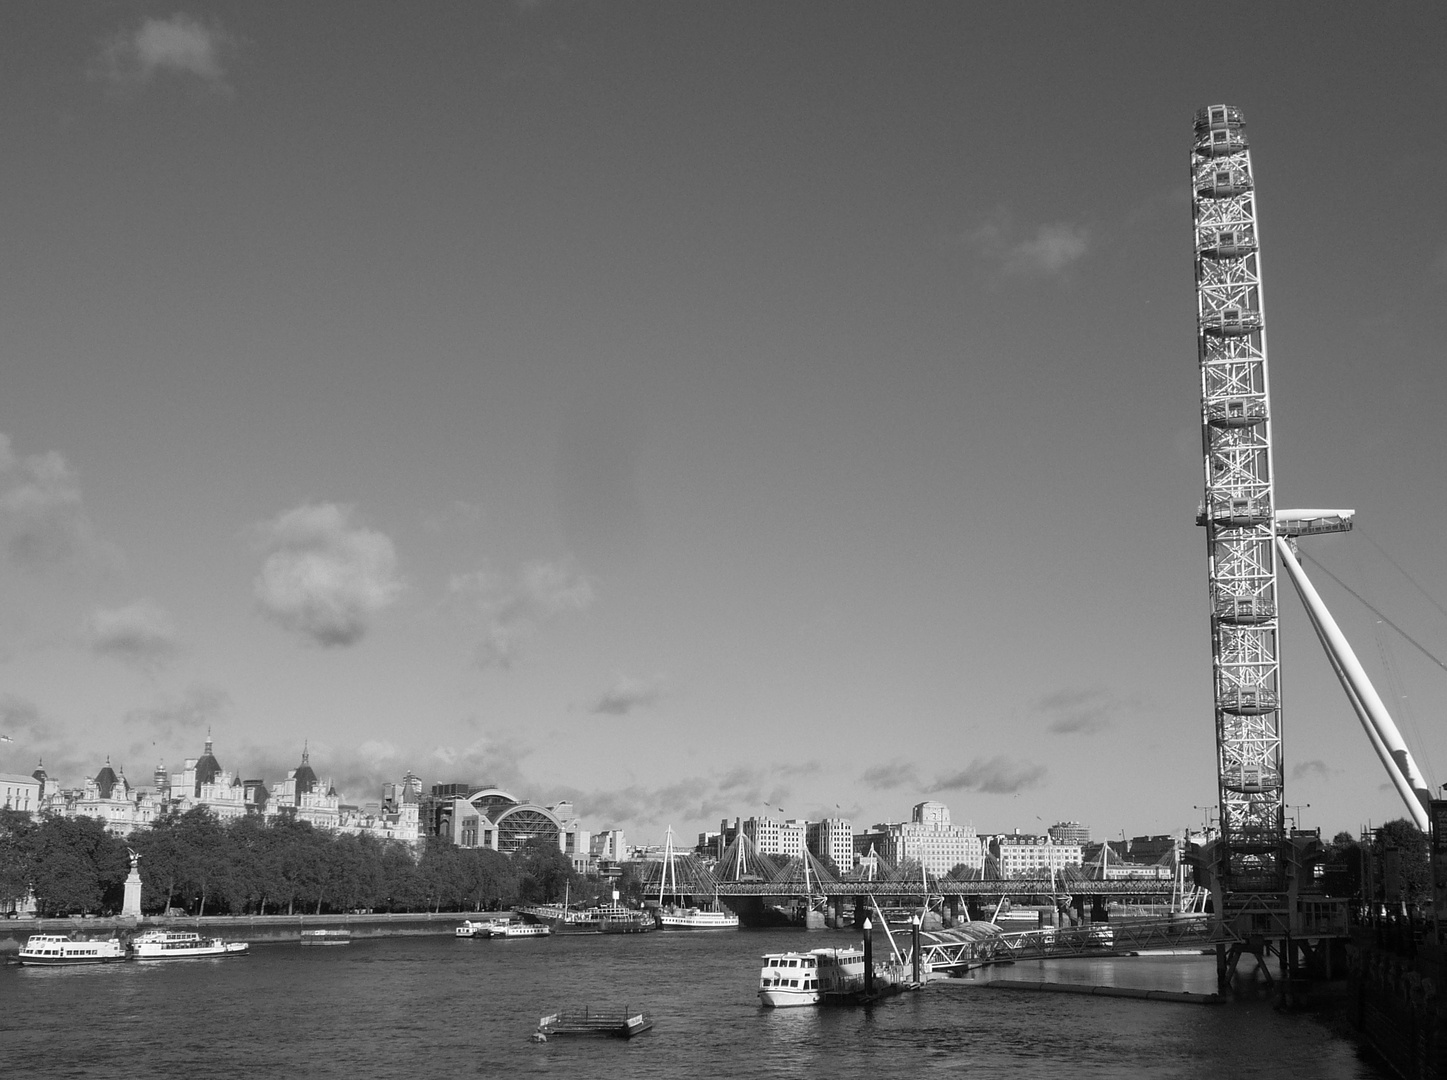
[121,846,143,919]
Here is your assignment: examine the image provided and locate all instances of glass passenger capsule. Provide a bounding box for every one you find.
[1197,229,1257,259]
[1195,166,1253,199]
[1194,126,1249,158]
[1206,397,1268,427]
[1200,307,1263,337]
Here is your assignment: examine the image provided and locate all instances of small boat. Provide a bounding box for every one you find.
[300,929,351,946]
[536,1007,653,1038]
[17,934,127,966]
[130,929,249,960]
[758,951,821,1007]
[495,921,551,938]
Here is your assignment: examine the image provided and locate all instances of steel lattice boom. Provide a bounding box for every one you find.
[1192,105,1285,895]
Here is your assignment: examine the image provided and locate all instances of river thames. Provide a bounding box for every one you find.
[2,929,1388,1078]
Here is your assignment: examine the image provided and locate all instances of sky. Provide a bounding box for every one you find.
[2,1,1445,847]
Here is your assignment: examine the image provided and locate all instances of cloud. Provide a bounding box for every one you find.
[968,212,1089,276]
[591,674,664,716]
[0,695,91,782]
[122,685,229,745]
[1034,686,1124,735]
[448,558,594,668]
[85,599,179,670]
[1291,759,1333,782]
[859,761,920,790]
[254,503,403,647]
[0,435,110,569]
[561,762,822,831]
[96,14,233,88]
[933,756,1047,795]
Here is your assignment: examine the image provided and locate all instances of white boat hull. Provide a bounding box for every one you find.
[17,935,127,966]
[657,911,739,930]
[758,987,820,1008]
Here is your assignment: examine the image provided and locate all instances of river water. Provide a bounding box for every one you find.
[2,929,1388,1078]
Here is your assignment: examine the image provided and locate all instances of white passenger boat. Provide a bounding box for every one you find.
[654,826,740,930]
[455,918,508,938]
[17,934,127,966]
[814,945,908,1003]
[656,906,740,930]
[129,929,249,960]
[758,951,822,1007]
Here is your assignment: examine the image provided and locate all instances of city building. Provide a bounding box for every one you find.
[268,746,340,830]
[987,832,1084,878]
[0,771,40,813]
[855,802,984,876]
[741,816,806,858]
[437,787,590,870]
[591,829,627,861]
[1047,821,1092,845]
[806,817,855,873]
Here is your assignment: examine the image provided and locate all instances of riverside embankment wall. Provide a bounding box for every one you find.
[0,911,506,952]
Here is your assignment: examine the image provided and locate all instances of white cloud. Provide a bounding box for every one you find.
[97,14,233,88]
[591,673,664,716]
[85,599,179,670]
[1035,686,1118,735]
[1005,223,1089,274]
[968,212,1089,276]
[122,684,229,744]
[254,503,403,647]
[859,761,920,790]
[449,558,594,668]
[933,756,1047,794]
[0,435,109,569]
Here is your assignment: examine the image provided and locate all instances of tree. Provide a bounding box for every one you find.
[27,815,127,916]
[1374,818,1431,907]
[513,837,580,904]
[0,809,38,912]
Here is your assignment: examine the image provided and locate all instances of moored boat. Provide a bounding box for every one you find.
[130,929,249,960]
[815,945,909,1004]
[494,921,551,938]
[456,918,508,938]
[758,951,821,1007]
[300,929,351,946]
[656,906,740,930]
[653,826,740,930]
[17,934,126,966]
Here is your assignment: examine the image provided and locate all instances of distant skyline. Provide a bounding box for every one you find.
[3,3,1445,844]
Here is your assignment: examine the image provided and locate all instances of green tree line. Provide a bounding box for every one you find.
[0,807,598,917]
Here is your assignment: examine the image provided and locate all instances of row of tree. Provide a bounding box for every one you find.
[0,807,625,918]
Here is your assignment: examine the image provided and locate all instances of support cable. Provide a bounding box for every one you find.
[1300,552,1447,675]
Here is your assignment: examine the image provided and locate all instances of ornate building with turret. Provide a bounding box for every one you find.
[17,738,420,845]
